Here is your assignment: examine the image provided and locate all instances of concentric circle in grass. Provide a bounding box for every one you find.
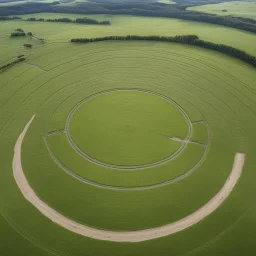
[67,89,190,167]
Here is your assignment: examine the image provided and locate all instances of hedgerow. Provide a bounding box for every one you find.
[71,35,256,67]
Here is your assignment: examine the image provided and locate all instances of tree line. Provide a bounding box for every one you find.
[71,35,256,68]
[0,2,256,34]
[26,17,111,25]
[0,15,110,25]
[10,28,33,37]
[11,31,26,37]
[0,57,26,73]
[0,16,21,20]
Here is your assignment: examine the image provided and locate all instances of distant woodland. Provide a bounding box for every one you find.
[0,15,110,25]
[26,17,111,25]
[0,1,256,33]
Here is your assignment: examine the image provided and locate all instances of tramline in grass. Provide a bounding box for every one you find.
[0,13,256,256]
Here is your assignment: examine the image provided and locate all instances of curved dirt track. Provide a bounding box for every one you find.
[13,115,245,242]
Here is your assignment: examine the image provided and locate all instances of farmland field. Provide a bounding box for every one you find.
[188,1,256,20]
[157,0,176,4]
[68,90,189,166]
[0,0,82,6]
[0,13,256,256]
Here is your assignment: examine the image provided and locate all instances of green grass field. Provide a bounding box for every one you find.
[189,1,256,20]
[69,90,188,166]
[1,13,256,55]
[190,122,208,144]
[157,0,176,4]
[1,13,256,256]
[47,133,205,187]
[0,0,83,6]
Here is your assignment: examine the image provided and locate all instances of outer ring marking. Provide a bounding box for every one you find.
[14,115,245,242]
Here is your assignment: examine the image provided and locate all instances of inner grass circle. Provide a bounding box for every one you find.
[67,89,190,167]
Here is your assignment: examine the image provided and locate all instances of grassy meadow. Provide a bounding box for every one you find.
[69,90,188,166]
[0,13,256,55]
[189,1,256,20]
[190,122,208,144]
[0,13,256,256]
[0,0,81,6]
[47,132,205,187]
[157,0,176,4]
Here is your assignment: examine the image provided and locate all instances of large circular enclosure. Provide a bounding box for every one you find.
[68,90,190,167]
[1,14,256,256]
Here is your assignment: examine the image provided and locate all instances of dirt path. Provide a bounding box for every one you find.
[13,115,245,242]
[169,136,206,147]
[23,62,46,72]
[47,129,65,136]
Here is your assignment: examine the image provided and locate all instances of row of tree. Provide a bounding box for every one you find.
[10,28,33,37]
[76,17,110,25]
[0,57,26,72]
[11,32,26,37]
[15,28,24,32]
[0,14,110,26]
[0,16,21,20]
[26,17,111,25]
[71,35,199,44]
[71,35,256,68]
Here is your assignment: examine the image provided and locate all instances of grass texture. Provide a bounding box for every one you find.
[0,14,256,256]
[189,1,256,21]
[69,90,188,166]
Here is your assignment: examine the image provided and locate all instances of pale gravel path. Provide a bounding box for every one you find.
[23,62,46,72]
[13,115,245,242]
[169,136,206,147]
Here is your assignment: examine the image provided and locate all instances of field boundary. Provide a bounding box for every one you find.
[13,115,245,242]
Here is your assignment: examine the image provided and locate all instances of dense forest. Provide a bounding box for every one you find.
[71,35,256,68]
